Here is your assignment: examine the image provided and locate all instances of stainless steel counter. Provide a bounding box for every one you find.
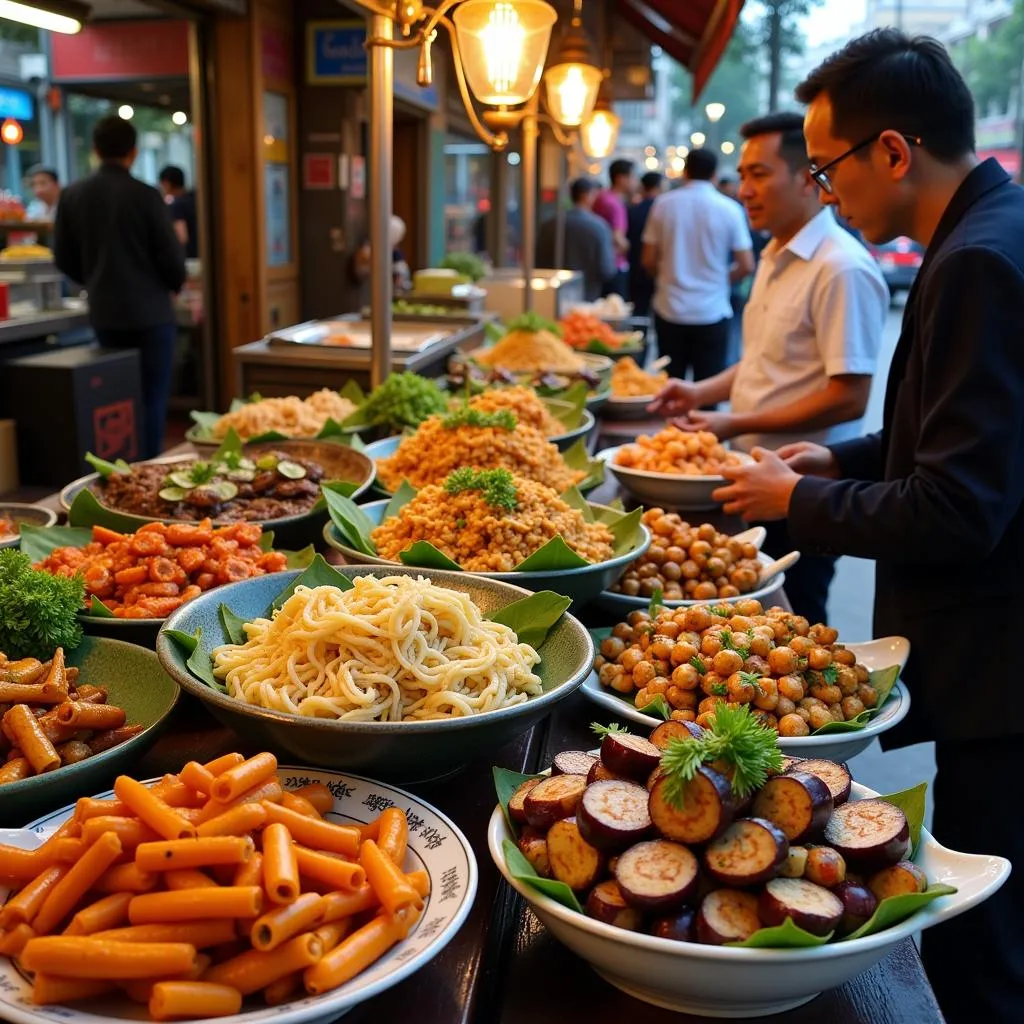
[0,308,91,346]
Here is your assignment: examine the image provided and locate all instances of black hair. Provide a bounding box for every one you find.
[93,116,137,160]
[159,165,186,188]
[739,111,808,173]
[570,177,598,203]
[795,28,974,161]
[685,148,718,181]
[609,159,634,186]
[641,171,663,191]
[26,165,58,184]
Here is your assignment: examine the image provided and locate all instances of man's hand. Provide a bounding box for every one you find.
[680,409,740,440]
[648,379,700,418]
[775,441,840,479]
[712,448,802,521]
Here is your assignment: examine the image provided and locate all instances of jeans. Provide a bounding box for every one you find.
[96,322,177,459]
[653,315,731,391]
[761,519,836,627]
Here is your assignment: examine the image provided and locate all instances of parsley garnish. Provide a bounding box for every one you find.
[506,311,562,335]
[710,682,728,696]
[659,703,783,809]
[739,670,764,694]
[440,407,517,431]
[822,663,839,685]
[443,468,519,511]
[690,655,707,674]
[591,721,630,739]
[455,518,466,530]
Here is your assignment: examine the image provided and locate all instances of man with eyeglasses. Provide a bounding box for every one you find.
[712,29,1024,1022]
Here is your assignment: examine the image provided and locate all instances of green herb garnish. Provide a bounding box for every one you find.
[439,251,487,282]
[659,703,783,808]
[506,311,562,335]
[591,721,630,739]
[710,682,728,696]
[444,467,519,511]
[455,518,466,530]
[822,663,839,685]
[0,549,84,660]
[690,655,707,674]
[357,372,449,431]
[739,670,764,694]
[647,586,664,617]
[440,407,517,431]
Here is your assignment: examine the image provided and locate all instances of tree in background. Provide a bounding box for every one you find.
[950,0,1024,119]
[759,0,824,111]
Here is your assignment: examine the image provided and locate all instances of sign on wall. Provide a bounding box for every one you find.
[307,21,368,85]
[0,88,32,122]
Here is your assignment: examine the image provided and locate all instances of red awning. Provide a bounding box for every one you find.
[617,0,744,100]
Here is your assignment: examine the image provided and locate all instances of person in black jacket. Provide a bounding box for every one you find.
[55,116,186,458]
[710,30,1024,1022]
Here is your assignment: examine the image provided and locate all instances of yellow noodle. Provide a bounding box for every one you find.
[211,578,543,722]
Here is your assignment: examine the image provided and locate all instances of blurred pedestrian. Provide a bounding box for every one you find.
[642,148,754,386]
[593,159,636,297]
[24,165,60,222]
[627,171,663,317]
[158,165,198,259]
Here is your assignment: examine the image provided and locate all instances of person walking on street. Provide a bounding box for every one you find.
[627,171,664,317]
[709,31,1024,1023]
[650,112,887,625]
[642,148,754,386]
[537,177,616,301]
[593,159,636,298]
[158,165,199,260]
[55,116,186,459]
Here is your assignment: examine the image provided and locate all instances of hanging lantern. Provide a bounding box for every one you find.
[1,119,23,145]
[580,78,619,159]
[542,0,601,128]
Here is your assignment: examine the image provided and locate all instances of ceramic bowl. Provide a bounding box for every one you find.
[0,503,57,550]
[0,765,477,1024]
[156,567,593,783]
[582,637,912,762]
[0,636,179,825]
[603,394,657,421]
[322,501,651,610]
[598,445,755,510]
[59,441,374,550]
[488,778,1010,1017]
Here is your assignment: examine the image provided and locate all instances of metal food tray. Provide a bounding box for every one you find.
[266,318,452,353]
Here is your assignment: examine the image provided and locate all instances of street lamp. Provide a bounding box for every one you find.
[580,77,621,159]
[705,101,726,124]
[690,131,706,147]
[542,0,601,127]
[721,140,735,156]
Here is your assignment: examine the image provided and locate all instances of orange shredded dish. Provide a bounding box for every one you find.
[35,520,288,619]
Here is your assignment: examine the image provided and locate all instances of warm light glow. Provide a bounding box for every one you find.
[690,131,706,147]
[666,146,676,157]
[507,151,521,166]
[588,162,601,174]
[644,155,659,170]
[670,155,685,172]
[705,101,726,123]
[453,0,556,106]
[678,146,689,157]
[172,111,188,126]
[721,140,735,155]
[644,145,655,157]
[580,108,620,159]
[543,61,601,127]
[118,105,135,120]
[0,118,21,145]
[0,0,81,34]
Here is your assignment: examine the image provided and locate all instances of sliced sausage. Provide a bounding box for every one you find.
[867,860,927,901]
[516,827,551,878]
[759,877,844,936]
[649,720,703,751]
[585,879,642,930]
[523,774,587,831]
[577,780,652,850]
[704,818,789,888]
[648,767,733,845]
[600,732,662,780]
[752,771,833,844]
[696,889,762,945]
[789,758,852,806]
[833,880,878,935]
[614,840,699,912]
[546,818,605,891]
[552,751,599,777]
[508,778,542,825]
[823,799,911,870]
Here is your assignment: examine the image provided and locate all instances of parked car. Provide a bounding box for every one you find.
[867,236,925,299]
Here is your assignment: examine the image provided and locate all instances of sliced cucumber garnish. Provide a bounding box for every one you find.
[277,460,307,479]
[228,469,256,482]
[168,471,195,489]
[159,486,187,501]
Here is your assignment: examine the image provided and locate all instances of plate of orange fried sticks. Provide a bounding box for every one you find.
[0,751,477,1022]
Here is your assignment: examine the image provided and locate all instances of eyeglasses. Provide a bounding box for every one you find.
[809,132,922,194]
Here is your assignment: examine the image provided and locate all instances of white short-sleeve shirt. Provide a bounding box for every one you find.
[643,181,753,325]
[730,209,888,453]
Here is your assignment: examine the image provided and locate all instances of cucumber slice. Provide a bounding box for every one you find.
[159,486,187,502]
[213,481,239,501]
[228,469,256,482]
[277,460,307,480]
[168,471,196,489]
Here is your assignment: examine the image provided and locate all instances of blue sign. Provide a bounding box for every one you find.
[0,87,32,122]
[307,21,367,84]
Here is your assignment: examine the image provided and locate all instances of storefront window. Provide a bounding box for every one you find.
[443,134,490,254]
[0,85,40,201]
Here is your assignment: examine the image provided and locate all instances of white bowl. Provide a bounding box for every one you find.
[603,395,658,421]
[582,637,912,762]
[598,445,754,510]
[488,779,1009,1018]
[0,766,478,1024]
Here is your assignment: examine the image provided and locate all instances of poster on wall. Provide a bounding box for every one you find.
[265,162,291,267]
[263,91,289,163]
[303,153,336,190]
[350,155,365,200]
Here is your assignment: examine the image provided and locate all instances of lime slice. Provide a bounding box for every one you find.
[277,460,307,480]
[256,454,279,471]
[168,471,195,489]
[228,469,255,482]
[238,458,256,472]
[213,481,239,501]
[159,486,187,501]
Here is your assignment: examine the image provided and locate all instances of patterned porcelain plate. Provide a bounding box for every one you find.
[0,767,478,1024]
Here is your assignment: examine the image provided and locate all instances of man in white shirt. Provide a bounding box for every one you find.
[650,112,887,623]
[642,148,755,385]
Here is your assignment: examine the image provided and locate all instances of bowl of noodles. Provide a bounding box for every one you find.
[320,470,650,608]
[363,408,604,497]
[186,388,363,447]
[156,563,594,782]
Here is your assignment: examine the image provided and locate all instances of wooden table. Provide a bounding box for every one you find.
[18,426,946,1024]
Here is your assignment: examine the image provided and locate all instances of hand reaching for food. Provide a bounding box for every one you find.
[775,442,840,479]
[647,379,700,418]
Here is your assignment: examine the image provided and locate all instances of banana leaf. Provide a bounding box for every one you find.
[502,839,583,914]
[383,480,418,519]
[322,488,377,557]
[812,664,901,733]
[220,605,248,645]
[541,381,588,431]
[490,591,571,647]
[398,541,461,571]
[162,627,224,691]
[729,918,833,949]
[564,437,605,491]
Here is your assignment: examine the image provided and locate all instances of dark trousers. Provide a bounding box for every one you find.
[96,322,177,459]
[923,737,1024,1023]
[761,519,836,626]
[654,315,731,386]
[604,269,629,300]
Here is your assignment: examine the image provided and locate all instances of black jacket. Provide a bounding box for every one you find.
[55,163,186,332]
[788,159,1024,744]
